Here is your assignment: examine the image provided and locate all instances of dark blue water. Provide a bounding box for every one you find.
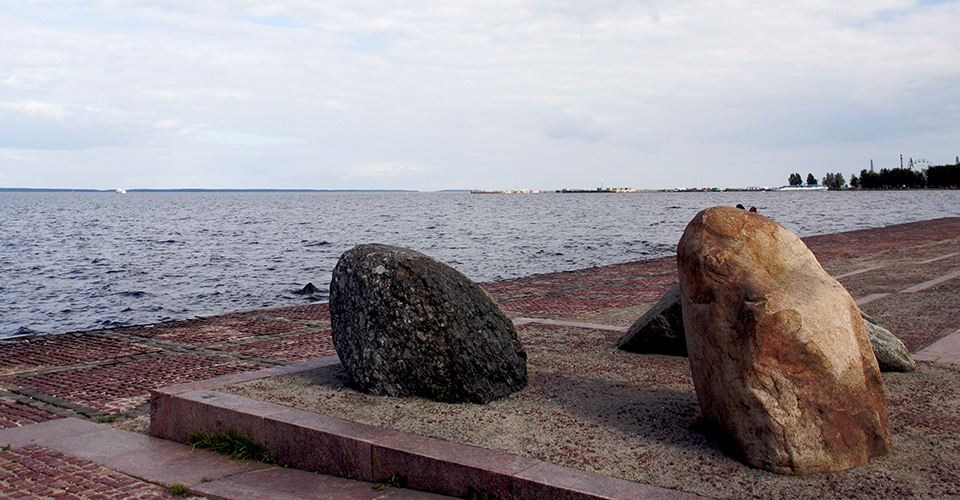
[2,190,958,338]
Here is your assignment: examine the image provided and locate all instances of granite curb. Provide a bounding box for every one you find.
[149,358,707,500]
[0,417,452,499]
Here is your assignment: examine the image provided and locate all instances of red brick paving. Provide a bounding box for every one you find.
[11,354,259,413]
[501,296,640,317]
[259,304,331,322]
[0,335,160,376]
[482,281,574,300]
[124,314,300,344]
[618,274,680,287]
[211,329,337,363]
[0,399,56,428]
[568,285,673,301]
[0,445,172,499]
[804,217,960,264]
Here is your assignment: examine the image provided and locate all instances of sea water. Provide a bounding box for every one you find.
[2,190,958,338]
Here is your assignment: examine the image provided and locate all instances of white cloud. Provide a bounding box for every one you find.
[0,1,958,189]
[0,101,162,150]
[347,162,425,178]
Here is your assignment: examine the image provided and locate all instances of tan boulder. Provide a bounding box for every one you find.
[678,206,890,475]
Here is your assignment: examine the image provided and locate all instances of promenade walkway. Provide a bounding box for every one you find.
[0,217,957,498]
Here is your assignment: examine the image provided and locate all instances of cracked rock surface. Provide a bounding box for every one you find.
[330,244,527,403]
[678,206,890,475]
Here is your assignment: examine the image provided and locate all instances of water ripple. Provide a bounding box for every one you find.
[1,190,958,337]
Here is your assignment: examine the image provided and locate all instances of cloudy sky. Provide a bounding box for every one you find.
[1,1,958,190]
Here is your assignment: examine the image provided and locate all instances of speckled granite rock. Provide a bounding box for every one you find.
[678,206,890,475]
[862,313,916,372]
[616,283,687,356]
[618,286,914,372]
[329,244,527,403]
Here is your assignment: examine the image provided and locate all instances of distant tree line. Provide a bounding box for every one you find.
[788,156,959,190]
[787,173,821,186]
[786,171,845,189]
[924,163,960,188]
[853,163,959,189]
[821,172,846,190]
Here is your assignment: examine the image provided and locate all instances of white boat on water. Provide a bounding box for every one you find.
[115,188,127,194]
[776,185,828,191]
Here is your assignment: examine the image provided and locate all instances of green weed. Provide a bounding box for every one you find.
[186,429,276,464]
[169,483,188,496]
[373,473,407,491]
[465,487,500,500]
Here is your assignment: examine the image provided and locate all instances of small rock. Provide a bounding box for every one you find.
[329,244,527,403]
[678,206,890,475]
[295,282,320,295]
[862,313,916,372]
[616,283,686,356]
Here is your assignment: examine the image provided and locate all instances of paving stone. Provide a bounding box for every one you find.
[619,274,680,287]
[260,304,332,322]
[124,315,300,344]
[42,424,266,487]
[481,281,573,300]
[513,461,705,500]
[211,329,336,363]
[0,418,105,450]
[566,285,672,301]
[192,466,450,499]
[0,336,160,376]
[9,354,259,413]
[372,432,539,499]
[0,398,57,429]
[860,284,960,352]
[0,445,170,499]
[500,296,639,318]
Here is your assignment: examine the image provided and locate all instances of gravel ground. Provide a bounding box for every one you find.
[219,323,960,499]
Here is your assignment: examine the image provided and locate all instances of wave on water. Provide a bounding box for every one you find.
[1,190,958,338]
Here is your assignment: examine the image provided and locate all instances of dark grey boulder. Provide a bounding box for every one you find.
[616,283,687,356]
[329,244,527,403]
[618,285,915,372]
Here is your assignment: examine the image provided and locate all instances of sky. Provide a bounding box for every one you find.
[1,1,958,191]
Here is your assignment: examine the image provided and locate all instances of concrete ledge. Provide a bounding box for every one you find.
[372,432,540,499]
[0,418,265,488]
[150,362,704,500]
[514,462,699,500]
[192,466,450,500]
[266,409,385,482]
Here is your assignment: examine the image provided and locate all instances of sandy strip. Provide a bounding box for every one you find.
[219,323,960,499]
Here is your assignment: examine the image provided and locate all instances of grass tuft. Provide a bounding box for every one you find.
[186,429,276,464]
[465,487,500,500]
[169,483,188,496]
[373,473,407,491]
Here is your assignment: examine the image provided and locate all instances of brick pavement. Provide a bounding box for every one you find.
[0,444,172,499]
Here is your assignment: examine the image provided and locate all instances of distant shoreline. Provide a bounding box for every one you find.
[0,188,424,193]
[1,187,953,194]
